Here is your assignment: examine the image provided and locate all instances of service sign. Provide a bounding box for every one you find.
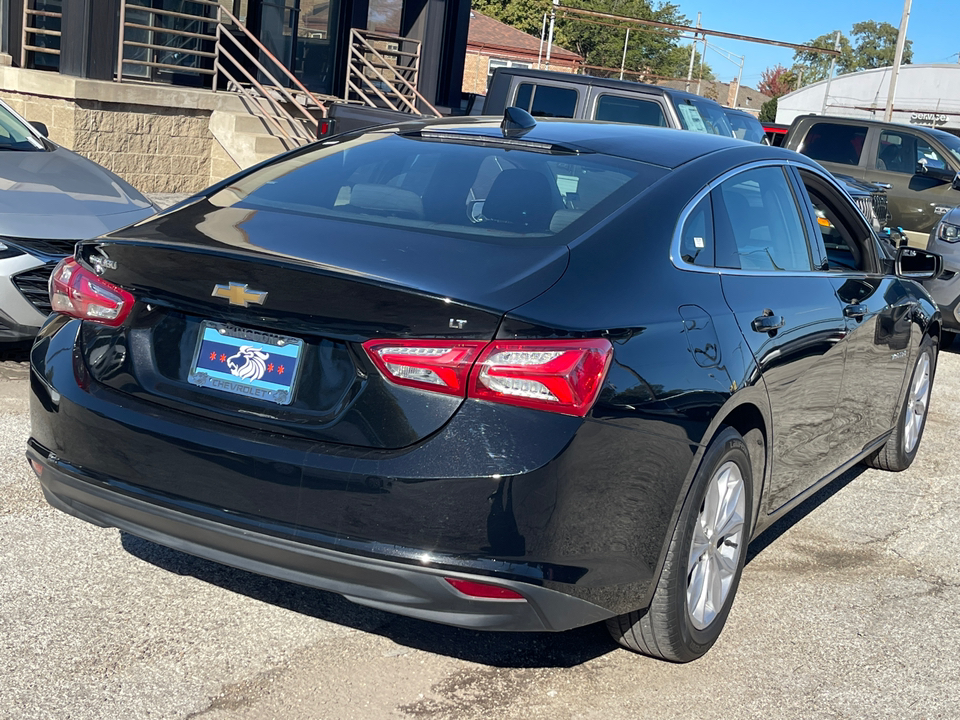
[910,112,949,126]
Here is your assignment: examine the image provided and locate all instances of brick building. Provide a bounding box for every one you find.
[462,11,581,95]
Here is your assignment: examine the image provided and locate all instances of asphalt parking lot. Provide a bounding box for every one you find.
[2,339,959,719]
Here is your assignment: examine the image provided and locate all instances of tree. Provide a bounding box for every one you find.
[759,97,778,123]
[757,64,798,98]
[472,0,712,81]
[850,20,913,70]
[793,21,912,85]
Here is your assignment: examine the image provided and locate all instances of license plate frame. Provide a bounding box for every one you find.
[187,321,304,406]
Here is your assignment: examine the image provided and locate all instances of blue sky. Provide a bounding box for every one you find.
[668,0,956,88]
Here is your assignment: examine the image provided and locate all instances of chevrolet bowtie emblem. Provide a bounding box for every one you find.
[211,282,268,308]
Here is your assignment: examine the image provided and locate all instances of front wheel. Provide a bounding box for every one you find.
[607,427,753,662]
[863,334,937,472]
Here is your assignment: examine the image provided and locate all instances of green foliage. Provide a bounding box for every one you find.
[472,0,713,81]
[793,21,912,86]
[471,0,554,36]
[850,20,913,70]
[759,97,778,123]
[757,64,798,98]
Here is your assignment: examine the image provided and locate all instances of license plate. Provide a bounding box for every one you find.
[187,322,303,405]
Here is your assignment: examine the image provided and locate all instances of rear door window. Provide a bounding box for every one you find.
[799,122,868,166]
[514,83,579,118]
[712,166,813,271]
[594,94,667,127]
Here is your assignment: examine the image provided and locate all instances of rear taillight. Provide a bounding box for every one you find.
[49,257,134,327]
[470,339,613,417]
[363,337,613,417]
[363,339,487,396]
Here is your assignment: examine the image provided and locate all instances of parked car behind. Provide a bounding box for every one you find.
[723,108,767,144]
[783,114,960,246]
[762,122,789,147]
[733,113,892,233]
[0,98,156,343]
[484,67,735,136]
[923,205,960,343]
[29,115,942,663]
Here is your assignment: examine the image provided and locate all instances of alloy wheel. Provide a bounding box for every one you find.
[686,460,746,631]
[904,351,931,454]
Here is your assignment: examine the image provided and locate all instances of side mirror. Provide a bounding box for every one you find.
[29,121,49,138]
[952,172,960,191]
[896,246,942,280]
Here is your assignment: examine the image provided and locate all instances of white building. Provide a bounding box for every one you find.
[776,64,960,135]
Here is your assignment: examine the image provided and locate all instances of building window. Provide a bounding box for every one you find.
[487,58,532,90]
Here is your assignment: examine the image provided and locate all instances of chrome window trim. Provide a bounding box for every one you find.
[670,159,879,279]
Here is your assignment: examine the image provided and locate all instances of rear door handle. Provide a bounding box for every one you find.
[844,303,868,319]
[751,309,785,334]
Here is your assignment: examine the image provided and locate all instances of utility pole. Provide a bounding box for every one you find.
[544,0,559,71]
[619,28,631,80]
[537,12,547,69]
[697,35,708,95]
[820,31,841,115]
[733,55,743,107]
[685,12,700,92]
[884,0,912,122]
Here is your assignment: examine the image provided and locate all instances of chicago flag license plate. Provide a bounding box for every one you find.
[188,322,303,405]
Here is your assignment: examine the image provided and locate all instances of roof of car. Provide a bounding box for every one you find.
[383,116,802,170]
[489,68,715,105]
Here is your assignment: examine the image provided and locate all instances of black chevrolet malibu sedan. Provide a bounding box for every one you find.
[28,115,942,662]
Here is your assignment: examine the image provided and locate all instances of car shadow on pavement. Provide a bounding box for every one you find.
[745,464,867,565]
[120,532,620,668]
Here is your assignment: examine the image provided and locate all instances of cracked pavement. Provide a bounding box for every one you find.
[2,345,959,719]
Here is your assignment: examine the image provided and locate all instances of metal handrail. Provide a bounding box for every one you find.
[214,24,314,143]
[214,27,317,141]
[21,2,61,67]
[217,6,327,112]
[116,2,217,80]
[346,29,440,117]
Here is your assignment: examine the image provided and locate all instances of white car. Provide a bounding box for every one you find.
[0,98,156,342]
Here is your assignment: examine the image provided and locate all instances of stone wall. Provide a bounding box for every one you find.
[72,101,214,194]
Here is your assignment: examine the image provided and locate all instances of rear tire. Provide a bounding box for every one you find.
[863,334,937,472]
[606,427,753,662]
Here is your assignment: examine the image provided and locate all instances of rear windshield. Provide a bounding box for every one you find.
[209,129,665,245]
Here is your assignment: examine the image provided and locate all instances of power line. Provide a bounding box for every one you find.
[559,5,841,56]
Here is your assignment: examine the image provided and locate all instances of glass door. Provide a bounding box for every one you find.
[257,0,298,85]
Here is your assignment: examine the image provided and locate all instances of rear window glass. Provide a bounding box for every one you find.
[209,130,665,245]
[594,95,667,127]
[514,83,579,118]
[672,97,734,137]
[800,122,868,166]
[725,111,765,144]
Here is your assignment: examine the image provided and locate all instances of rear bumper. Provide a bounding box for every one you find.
[28,445,611,632]
[29,316,700,629]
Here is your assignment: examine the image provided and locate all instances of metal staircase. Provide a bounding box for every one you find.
[344,29,440,117]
